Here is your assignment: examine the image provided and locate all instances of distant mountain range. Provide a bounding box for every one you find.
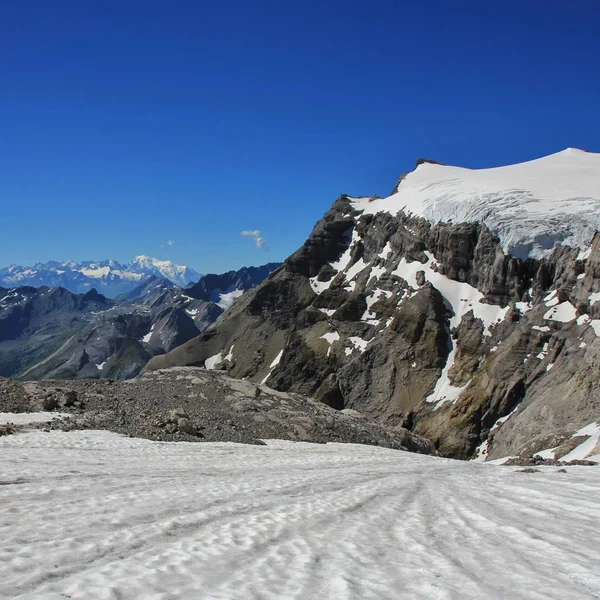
[0,262,282,380]
[0,256,201,297]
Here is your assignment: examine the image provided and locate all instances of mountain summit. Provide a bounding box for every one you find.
[129,255,200,287]
[0,257,201,297]
[147,149,600,463]
[356,148,600,260]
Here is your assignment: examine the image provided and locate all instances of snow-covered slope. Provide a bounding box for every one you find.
[130,255,200,288]
[1,428,598,600]
[0,257,200,297]
[353,148,600,259]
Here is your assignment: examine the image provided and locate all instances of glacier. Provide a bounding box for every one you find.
[352,148,600,259]
[1,426,598,600]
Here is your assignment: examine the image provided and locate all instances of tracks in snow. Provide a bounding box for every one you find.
[0,431,599,599]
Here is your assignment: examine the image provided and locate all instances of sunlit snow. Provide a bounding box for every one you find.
[535,422,600,463]
[204,352,223,370]
[352,148,600,259]
[217,289,244,310]
[141,325,155,344]
[393,251,508,408]
[543,301,577,323]
[260,349,284,385]
[1,430,599,600]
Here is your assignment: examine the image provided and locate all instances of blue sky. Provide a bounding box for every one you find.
[1,0,599,273]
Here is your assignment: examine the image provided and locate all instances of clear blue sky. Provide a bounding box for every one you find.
[1,0,599,273]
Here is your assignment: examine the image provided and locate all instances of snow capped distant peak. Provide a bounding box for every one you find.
[0,256,200,297]
[353,148,600,260]
[132,255,153,264]
[131,256,200,287]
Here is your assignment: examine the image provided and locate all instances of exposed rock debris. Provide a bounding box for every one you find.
[0,369,436,455]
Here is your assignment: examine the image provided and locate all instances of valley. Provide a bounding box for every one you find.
[0,264,281,380]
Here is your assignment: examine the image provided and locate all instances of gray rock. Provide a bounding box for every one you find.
[0,369,436,455]
[169,407,189,421]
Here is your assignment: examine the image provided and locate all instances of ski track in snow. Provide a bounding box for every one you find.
[1,430,599,600]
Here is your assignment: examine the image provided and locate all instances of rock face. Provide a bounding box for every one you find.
[0,286,113,378]
[0,264,280,381]
[187,263,283,309]
[147,151,600,461]
[0,369,436,454]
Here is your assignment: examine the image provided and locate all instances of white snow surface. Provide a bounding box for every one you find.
[204,352,223,371]
[1,429,599,600]
[561,422,600,463]
[141,324,155,344]
[352,149,600,259]
[216,289,244,310]
[348,336,369,353]
[394,251,508,408]
[309,228,370,295]
[0,257,200,294]
[535,422,600,463]
[394,252,509,335]
[320,331,340,356]
[260,349,284,385]
[131,255,199,287]
[320,331,341,345]
[543,301,577,323]
[0,412,69,425]
[577,314,600,337]
[589,292,600,305]
[425,344,468,409]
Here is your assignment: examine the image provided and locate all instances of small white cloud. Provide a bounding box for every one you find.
[241,230,267,250]
[161,240,175,249]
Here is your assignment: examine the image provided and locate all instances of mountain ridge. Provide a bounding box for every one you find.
[0,262,281,380]
[0,256,201,297]
[146,150,600,463]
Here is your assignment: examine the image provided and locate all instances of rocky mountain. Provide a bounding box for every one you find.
[146,149,600,463]
[0,256,201,297]
[0,263,280,380]
[129,255,201,288]
[0,286,113,378]
[187,263,283,309]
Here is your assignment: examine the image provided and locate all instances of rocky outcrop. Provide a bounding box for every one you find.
[147,158,600,462]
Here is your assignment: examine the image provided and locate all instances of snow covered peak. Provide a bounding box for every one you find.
[352,148,600,259]
[0,256,200,297]
[131,256,200,287]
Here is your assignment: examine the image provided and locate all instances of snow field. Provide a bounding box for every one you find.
[352,148,600,259]
[534,422,600,463]
[0,412,70,426]
[1,429,599,600]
